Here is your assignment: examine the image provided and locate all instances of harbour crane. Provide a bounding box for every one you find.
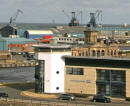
[62,10,79,26]
[62,10,70,20]
[88,10,102,27]
[9,9,23,26]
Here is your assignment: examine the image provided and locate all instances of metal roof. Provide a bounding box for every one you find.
[25,30,53,34]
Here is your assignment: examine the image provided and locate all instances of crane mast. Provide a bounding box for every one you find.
[9,9,23,26]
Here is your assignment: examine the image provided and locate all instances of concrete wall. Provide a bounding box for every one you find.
[37,51,71,93]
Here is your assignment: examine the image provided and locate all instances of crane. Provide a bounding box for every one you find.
[62,10,79,26]
[62,10,70,20]
[9,9,23,26]
[95,10,102,26]
[88,10,102,27]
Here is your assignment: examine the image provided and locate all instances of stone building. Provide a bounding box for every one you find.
[72,27,119,57]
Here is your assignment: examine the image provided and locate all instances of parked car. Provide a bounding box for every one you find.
[92,94,111,103]
[58,94,75,100]
[0,92,8,98]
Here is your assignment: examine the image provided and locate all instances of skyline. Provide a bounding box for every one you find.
[0,0,130,24]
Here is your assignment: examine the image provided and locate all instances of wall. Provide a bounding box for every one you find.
[65,65,130,97]
[37,51,71,93]
[65,66,96,95]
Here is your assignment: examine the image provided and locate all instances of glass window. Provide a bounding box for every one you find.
[86,51,88,56]
[101,50,105,56]
[92,50,96,56]
[66,68,73,74]
[96,69,126,97]
[66,67,84,75]
[97,50,100,57]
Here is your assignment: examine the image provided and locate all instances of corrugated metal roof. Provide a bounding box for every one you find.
[26,30,53,34]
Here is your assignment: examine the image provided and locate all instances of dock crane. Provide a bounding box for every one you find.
[9,9,23,26]
[62,10,79,26]
[88,10,102,27]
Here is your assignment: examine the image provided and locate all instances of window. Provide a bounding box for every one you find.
[111,50,113,56]
[101,50,105,56]
[114,50,116,56]
[56,87,59,90]
[97,50,100,57]
[86,51,88,56]
[92,50,96,56]
[66,67,84,75]
[56,71,59,74]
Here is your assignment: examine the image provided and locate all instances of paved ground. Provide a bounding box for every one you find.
[0,84,130,106]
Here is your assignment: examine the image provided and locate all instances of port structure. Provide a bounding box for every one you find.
[62,10,79,26]
[9,9,23,27]
[88,10,102,27]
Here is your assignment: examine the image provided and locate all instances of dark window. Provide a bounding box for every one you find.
[56,71,59,74]
[79,52,81,56]
[96,69,126,97]
[111,50,113,56]
[92,50,96,56]
[82,52,84,56]
[86,51,88,56]
[107,50,109,56]
[101,50,105,56]
[97,50,100,57]
[114,50,116,56]
[66,68,84,75]
[56,87,59,90]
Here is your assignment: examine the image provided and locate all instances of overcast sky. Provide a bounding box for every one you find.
[0,0,130,24]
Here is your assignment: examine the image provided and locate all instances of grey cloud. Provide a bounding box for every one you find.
[0,0,130,24]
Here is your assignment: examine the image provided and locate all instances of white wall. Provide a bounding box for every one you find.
[37,51,71,93]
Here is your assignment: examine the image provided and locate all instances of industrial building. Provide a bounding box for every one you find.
[0,37,38,52]
[24,30,53,39]
[0,25,17,37]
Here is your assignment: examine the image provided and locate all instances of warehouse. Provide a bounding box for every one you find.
[0,37,38,52]
[0,25,17,37]
[24,30,53,39]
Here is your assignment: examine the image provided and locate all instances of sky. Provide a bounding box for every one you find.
[0,0,130,24]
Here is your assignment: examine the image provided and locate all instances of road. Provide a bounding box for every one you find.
[0,84,130,106]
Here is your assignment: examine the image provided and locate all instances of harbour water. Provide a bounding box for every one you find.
[0,67,35,83]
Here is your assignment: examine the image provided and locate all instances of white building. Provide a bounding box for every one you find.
[33,44,71,93]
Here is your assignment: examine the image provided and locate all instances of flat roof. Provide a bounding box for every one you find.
[33,44,71,49]
[64,55,130,61]
[64,56,130,68]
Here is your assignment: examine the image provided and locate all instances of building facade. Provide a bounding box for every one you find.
[33,44,71,93]
[72,27,119,57]
[64,56,130,98]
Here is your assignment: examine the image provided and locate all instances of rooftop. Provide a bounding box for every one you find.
[64,55,130,61]
[33,44,71,49]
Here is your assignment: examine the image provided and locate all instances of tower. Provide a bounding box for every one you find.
[84,28,98,44]
[33,44,71,93]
